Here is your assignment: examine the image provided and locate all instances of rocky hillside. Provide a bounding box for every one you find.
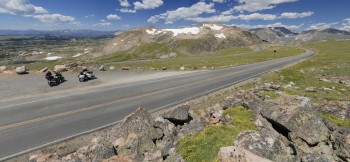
[28,84,350,162]
[252,27,350,44]
[99,24,262,58]
[250,27,297,44]
[295,28,350,42]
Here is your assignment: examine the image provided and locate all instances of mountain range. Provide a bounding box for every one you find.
[0,29,119,38]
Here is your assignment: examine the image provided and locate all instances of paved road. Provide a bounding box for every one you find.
[0,50,314,160]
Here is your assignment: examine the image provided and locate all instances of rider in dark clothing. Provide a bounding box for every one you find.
[45,71,53,80]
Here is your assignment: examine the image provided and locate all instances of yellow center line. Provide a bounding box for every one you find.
[0,64,265,131]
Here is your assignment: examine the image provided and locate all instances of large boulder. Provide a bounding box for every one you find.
[317,101,350,120]
[261,95,330,145]
[15,65,27,74]
[116,108,163,161]
[235,130,295,161]
[54,65,68,72]
[218,146,273,162]
[161,105,190,124]
[332,129,350,160]
[0,66,6,72]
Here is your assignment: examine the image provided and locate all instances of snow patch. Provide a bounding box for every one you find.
[203,24,223,30]
[146,29,163,35]
[72,53,83,58]
[162,27,201,37]
[215,33,226,39]
[45,56,62,61]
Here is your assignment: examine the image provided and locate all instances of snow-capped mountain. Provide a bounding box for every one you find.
[100,24,262,57]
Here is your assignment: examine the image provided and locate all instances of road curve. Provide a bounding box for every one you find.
[0,49,315,160]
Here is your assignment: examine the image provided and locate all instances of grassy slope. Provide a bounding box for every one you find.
[177,106,257,162]
[106,46,304,70]
[262,41,350,102]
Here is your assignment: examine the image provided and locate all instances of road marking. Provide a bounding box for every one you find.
[0,52,314,131]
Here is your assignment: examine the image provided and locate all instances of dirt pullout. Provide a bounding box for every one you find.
[0,70,196,102]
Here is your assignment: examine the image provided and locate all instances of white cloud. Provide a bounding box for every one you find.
[134,0,163,10]
[119,0,130,7]
[0,0,77,24]
[0,0,48,15]
[238,13,278,21]
[147,2,215,24]
[341,18,350,31]
[94,21,112,26]
[187,15,237,23]
[233,0,299,12]
[107,14,121,20]
[234,22,303,30]
[84,14,95,18]
[31,14,75,23]
[119,8,136,13]
[212,0,225,3]
[280,11,313,19]
[307,22,338,30]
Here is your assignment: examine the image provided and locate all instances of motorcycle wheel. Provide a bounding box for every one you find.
[48,81,54,87]
[79,78,85,82]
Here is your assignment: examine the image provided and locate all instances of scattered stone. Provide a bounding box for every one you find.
[109,66,116,71]
[162,67,167,71]
[169,52,177,58]
[151,67,156,71]
[305,87,318,92]
[202,66,207,69]
[322,87,332,91]
[121,67,130,70]
[16,65,27,74]
[319,78,331,82]
[218,146,273,162]
[39,67,48,73]
[180,66,185,71]
[340,88,346,92]
[0,66,6,72]
[99,64,105,71]
[54,65,67,72]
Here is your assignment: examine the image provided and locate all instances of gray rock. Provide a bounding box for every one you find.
[332,130,350,160]
[317,101,350,120]
[218,146,273,162]
[54,65,67,72]
[99,64,105,71]
[164,148,184,162]
[39,67,48,73]
[301,153,335,162]
[261,95,330,145]
[235,130,294,161]
[0,66,6,71]
[162,105,190,124]
[116,108,163,161]
[305,87,318,92]
[179,66,185,71]
[109,66,116,71]
[16,65,27,74]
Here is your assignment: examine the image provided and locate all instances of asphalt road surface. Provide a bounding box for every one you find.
[0,50,314,160]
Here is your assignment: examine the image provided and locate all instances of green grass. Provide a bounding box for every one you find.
[262,41,350,102]
[258,91,278,100]
[177,106,257,162]
[323,114,350,127]
[105,46,304,70]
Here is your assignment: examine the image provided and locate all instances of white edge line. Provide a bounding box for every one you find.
[0,51,315,161]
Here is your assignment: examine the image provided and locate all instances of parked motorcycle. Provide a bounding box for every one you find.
[78,70,96,82]
[46,71,65,87]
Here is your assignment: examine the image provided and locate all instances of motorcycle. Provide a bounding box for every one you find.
[78,70,96,82]
[47,72,65,87]
[54,71,65,83]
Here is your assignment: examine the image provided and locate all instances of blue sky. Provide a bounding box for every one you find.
[0,0,349,31]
